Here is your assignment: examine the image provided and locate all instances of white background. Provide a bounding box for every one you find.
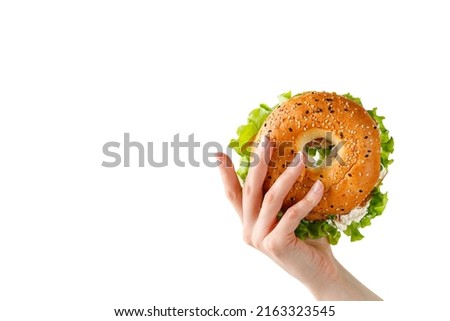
[1,1,449,320]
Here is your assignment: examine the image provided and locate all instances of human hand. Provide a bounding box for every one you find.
[217,137,381,301]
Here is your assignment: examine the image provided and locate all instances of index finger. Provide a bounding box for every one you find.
[217,152,243,220]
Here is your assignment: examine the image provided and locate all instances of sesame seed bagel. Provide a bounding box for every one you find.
[255,92,381,221]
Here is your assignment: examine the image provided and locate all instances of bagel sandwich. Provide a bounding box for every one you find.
[229,91,394,244]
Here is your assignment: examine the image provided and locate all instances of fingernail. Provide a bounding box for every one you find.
[312,180,323,193]
[259,135,268,149]
[289,152,303,167]
[215,153,225,167]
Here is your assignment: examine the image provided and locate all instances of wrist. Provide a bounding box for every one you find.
[305,260,382,301]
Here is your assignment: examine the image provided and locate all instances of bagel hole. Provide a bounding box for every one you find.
[304,137,335,168]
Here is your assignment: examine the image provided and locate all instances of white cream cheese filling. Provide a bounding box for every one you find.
[334,201,370,231]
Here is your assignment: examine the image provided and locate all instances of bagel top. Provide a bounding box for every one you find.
[255,92,381,221]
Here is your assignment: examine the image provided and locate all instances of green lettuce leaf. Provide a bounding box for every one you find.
[294,218,341,245]
[343,187,388,241]
[342,93,363,106]
[367,108,395,170]
[360,186,388,228]
[278,91,292,104]
[228,103,273,181]
[229,91,393,244]
[343,221,365,242]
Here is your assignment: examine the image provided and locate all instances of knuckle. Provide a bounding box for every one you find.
[263,190,278,204]
[243,183,253,196]
[225,189,239,203]
[242,231,253,246]
[263,236,284,257]
[284,207,297,219]
[251,234,263,250]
